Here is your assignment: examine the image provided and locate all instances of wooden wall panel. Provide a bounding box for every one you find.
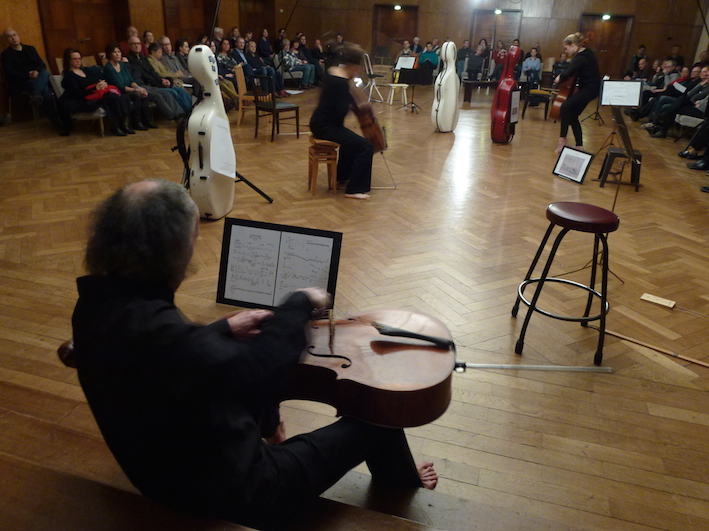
[128,0,165,38]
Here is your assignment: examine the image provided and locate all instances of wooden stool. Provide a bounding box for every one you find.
[387,83,409,105]
[511,202,620,365]
[308,137,340,195]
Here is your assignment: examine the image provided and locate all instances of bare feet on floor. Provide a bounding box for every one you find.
[265,414,286,444]
[344,193,370,200]
[575,145,584,151]
[417,461,438,490]
[555,137,566,154]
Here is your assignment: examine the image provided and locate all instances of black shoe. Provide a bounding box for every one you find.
[678,150,701,159]
[133,121,149,131]
[121,125,136,135]
[113,127,127,137]
[688,160,708,170]
[650,130,667,138]
[700,186,709,193]
[146,122,159,129]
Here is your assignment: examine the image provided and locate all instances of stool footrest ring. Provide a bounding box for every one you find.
[518,277,609,323]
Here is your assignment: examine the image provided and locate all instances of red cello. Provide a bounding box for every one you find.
[491,45,521,143]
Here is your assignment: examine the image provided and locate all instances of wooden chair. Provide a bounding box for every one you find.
[49,74,106,136]
[234,64,255,126]
[252,75,299,142]
[308,137,340,195]
[522,88,553,120]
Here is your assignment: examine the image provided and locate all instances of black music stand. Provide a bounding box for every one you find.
[395,58,432,113]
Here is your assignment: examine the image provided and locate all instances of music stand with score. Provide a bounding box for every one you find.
[394,56,428,113]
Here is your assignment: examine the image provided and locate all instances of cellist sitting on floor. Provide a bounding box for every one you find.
[309,43,373,200]
[71,180,437,530]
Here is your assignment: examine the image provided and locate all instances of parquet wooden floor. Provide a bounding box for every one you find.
[1,83,708,530]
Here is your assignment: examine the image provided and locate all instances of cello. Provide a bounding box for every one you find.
[285,309,457,428]
[58,309,457,429]
[491,45,521,143]
[350,82,387,153]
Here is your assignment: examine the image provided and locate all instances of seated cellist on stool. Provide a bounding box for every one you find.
[70,180,437,530]
[309,43,375,200]
[553,32,601,153]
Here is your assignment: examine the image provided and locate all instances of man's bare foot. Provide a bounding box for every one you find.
[417,461,438,490]
[265,414,286,444]
[344,193,370,200]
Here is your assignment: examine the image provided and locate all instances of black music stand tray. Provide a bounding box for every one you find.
[396,64,433,113]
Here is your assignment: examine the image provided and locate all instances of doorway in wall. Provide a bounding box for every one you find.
[579,14,633,79]
[372,4,418,64]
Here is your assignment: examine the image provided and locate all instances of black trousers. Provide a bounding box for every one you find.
[309,122,373,194]
[560,89,597,146]
[232,416,422,529]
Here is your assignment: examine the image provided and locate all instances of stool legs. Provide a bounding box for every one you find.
[512,224,569,355]
[512,224,612,366]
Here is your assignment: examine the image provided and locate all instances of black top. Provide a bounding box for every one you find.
[309,73,352,129]
[61,66,105,100]
[126,52,163,87]
[559,48,601,93]
[1,44,46,88]
[72,275,314,515]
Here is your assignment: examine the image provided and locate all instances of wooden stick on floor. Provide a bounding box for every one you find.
[590,326,709,369]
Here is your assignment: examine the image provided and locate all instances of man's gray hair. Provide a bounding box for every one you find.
[85,180,198,288]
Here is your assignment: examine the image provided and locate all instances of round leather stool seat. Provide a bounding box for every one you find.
[546,202,619,234]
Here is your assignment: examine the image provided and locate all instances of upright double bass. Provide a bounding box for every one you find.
[490,45,521,143]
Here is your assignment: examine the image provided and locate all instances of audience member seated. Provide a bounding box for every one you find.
[628,66,699,122]
[126,38,191,116]
[524,42,542,63]
[175,38,191,73]
[409,37,423,56]
[120,26,146,57]
[211,39,242,111]
[143,31,155,50]
[491,40,505,65]
[511,39,523,79]
[667,45,684,68]
[212,27,225,47]
[643,66,709,138]
[396,40,414,63]
[157,35,202,100]
[418,42,439,71]
[456,40,471,78]
[626,45,647,74]
[553,52,570,78]
[102,42,155,131]
[281,39,315,89]
[488,48,506,81]
[297,35,323,85]
[58,47,130,136]
[694,51,709,70]
[1,27,61,131]
[624,57,653,81]
[522,47,541,86]
[431,38,442,55]
[466,45,485,81]
[274,28,286,52]
[232,37,254,86]
[245,39,286,96]
[230,27,241,49]
[257,28,275,66]
[243,29,254,48]
[311,38,326,65]
[640,60,680,105]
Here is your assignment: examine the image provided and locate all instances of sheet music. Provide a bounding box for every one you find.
[222,224,336,307]
[395,56,416,70]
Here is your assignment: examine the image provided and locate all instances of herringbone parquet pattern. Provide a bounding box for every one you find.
[1,84,708,530]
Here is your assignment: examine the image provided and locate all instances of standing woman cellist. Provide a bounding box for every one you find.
[554,33,601,153]
[309,43,373,200]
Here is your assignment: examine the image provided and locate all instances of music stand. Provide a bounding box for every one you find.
[395,57,430,113]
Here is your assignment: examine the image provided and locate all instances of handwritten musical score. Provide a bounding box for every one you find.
[217,218,342,309]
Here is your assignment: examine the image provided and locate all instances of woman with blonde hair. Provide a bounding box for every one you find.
[553,32,600,152]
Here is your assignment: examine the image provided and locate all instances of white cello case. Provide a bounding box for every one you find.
[431,41,460,133]
[186,45,235,219]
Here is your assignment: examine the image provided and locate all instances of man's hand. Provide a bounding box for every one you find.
[297,287,331,314]
[162,78,171,87]
[29,70,39,79]
[226,309,273,339]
